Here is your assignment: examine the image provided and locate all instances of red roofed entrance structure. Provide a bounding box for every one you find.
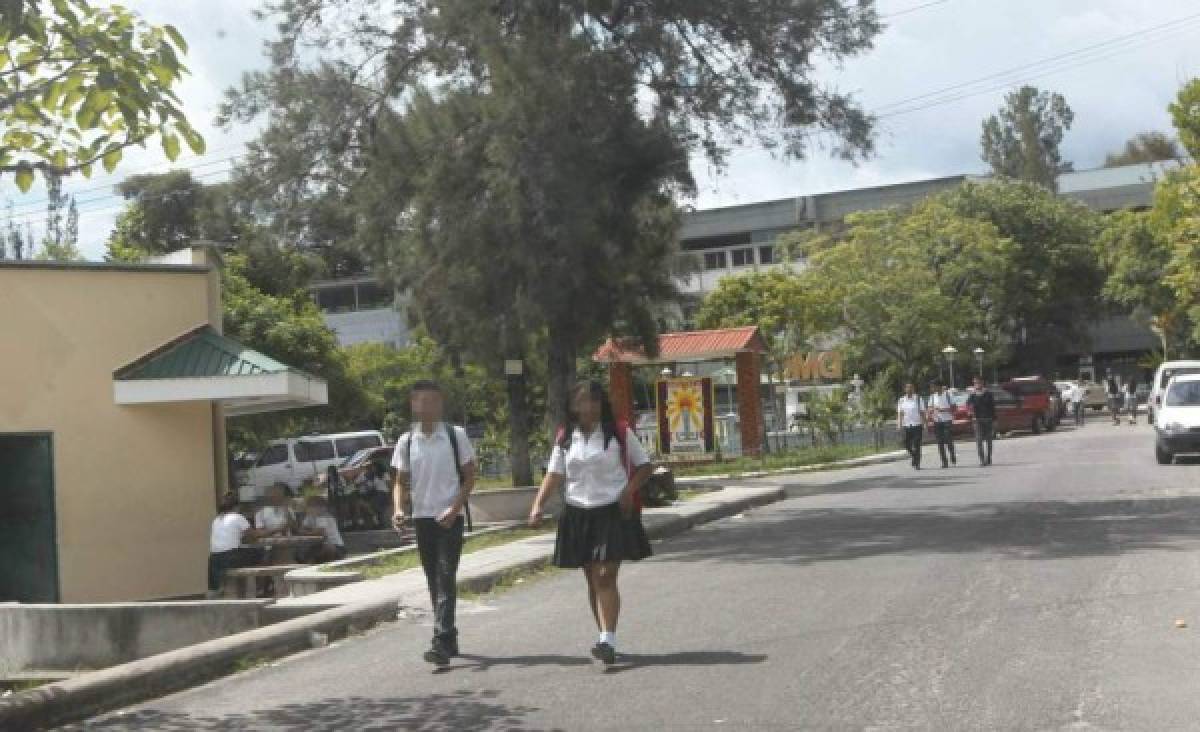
[593,326,767,457]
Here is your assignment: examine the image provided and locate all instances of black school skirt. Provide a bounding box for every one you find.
[553,501,652,568]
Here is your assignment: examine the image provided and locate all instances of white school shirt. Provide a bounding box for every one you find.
[897,395,925,427]
[547,427,650,509]
[210,512,251,553]
[254,506,294,532]
[390,423,475,519]
[928,392,954,423]
[302,513,344,547]
[1070,384,1086,404]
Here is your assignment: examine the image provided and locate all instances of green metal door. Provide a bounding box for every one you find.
[0,434,59,602]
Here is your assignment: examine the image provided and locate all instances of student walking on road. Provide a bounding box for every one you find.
[1106,376,1122,426]
[391,380,477,667]
[897,383,926,470]
[927,380,957,468]
[1070,381,1087,427]
[528,381,654,667]
[966,376,995,466]
[1125,378,1139,425]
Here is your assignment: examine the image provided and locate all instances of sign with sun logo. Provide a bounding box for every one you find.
[656,377,715,455]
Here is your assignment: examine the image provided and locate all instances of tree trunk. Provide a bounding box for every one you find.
[508,371,534,486]
[545,327,578,440]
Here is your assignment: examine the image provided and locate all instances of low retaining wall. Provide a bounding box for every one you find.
[469,487,560,523]
[0,601,269,675]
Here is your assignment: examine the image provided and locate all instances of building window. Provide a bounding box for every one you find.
[758,245,775,264]
[731,247,754,267]
[703,251,728,270]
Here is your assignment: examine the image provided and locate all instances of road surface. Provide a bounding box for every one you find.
[75,417,1200,731]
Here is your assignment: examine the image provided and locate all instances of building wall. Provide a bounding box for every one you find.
[0,264,217,602]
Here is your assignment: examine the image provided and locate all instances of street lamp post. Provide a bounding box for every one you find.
[941,345,958,389]
[973,347,985,382]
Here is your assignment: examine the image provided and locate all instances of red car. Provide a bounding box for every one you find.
[948,385,1050,436]
[1001,376,1060,434]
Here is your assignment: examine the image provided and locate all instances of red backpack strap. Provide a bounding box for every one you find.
[613,420,643,511]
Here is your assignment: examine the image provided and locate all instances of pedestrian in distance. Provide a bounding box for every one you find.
[528,381,654,668]
[391,380,477,668]
[1125,377,1138,426]
[1070,380,1086,427]
[1106,376,1122,426]
[966,376,995,466]
[896,382,926,470]
[927,380,957,468]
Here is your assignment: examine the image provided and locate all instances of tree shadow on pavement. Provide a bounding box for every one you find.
[656,495,1200,566]
[785,474,971,498]
[67,690,556,732]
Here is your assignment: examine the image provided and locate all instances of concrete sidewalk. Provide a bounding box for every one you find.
[0,484,784,730]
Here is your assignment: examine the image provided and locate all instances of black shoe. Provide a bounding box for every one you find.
[591,642,616,665]
[424,642,450,667]
[446,639,460,658]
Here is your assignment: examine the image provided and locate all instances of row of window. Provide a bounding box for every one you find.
[312,281,395,313]
[257,435,383,466]
[702,245,777,271]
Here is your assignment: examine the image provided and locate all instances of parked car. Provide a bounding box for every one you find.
[1149,360,1200,425]
[948,386,1046,437]
[1002,376,1059,433]
[236,430,386,501]
[1079,380,1109,411]
[317,445,395,489]
[1153,373,1200,464]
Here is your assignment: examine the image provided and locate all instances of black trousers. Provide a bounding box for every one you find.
[973,419,994,465]
[903,425,924,467]
[415,516,465,645]
[207,547,263,592]
[933,421,956,466]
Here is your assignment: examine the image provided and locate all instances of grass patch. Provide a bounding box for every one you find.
[360,523,556,580]
[670,444,886,478]
[231,655,271,674]
[460,564,560,601]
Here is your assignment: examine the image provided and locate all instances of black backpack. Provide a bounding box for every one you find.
[404,423,472,532]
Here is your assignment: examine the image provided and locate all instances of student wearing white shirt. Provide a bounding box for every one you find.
[254,483,297,537]
[529,381,654,667]
[391,380,477,667]
[896,382,926,470]
[300,495,346,562]
[1070,381,1087,427]
[926,380,957,468]
[207,492,263,597]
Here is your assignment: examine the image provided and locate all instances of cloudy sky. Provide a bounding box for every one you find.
[6,0,1200,260]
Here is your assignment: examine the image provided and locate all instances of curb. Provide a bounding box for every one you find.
[0,485,788,729]
[0,598,399,731]
[676,449,908,484]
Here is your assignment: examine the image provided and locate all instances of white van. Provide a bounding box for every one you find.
[236,430,386,501]
[1149,361,1200,425]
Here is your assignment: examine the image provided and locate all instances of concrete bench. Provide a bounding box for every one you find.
[221,565,306,599]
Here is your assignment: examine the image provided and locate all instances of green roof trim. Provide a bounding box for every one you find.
[115,325,293,380]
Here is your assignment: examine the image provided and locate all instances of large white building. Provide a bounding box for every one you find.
[309,275,409,348]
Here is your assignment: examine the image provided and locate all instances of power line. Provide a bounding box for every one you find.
[881,0,950,20]
[875,10,1200,117]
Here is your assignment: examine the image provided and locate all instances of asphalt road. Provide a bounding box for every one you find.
[74,415,1200,731]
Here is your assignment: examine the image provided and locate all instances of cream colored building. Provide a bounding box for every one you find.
[0,249,326,602]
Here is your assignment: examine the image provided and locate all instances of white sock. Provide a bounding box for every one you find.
[598,631,616,646]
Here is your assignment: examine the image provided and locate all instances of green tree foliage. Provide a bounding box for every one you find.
[107,171,246,256]
[1103,131,1184,168]
[1169,79,1200,160]
[1155,165,1200,348]
[1097,210,1182,357]
[939,179,1102,373]
[980,86,1074,189]
[0,0,203,191]
[797,197,1010,378]
[222,0,883,458]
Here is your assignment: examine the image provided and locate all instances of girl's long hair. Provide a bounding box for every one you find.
[558,380,618,449]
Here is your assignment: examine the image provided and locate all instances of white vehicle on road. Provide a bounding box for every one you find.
[1149,360,1200,425]
[1154,374,1200,464]
[236,430,385,500]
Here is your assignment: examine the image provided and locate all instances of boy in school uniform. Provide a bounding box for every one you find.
[391,380,476,667]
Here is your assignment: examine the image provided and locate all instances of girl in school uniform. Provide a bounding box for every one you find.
[529,381,654,666]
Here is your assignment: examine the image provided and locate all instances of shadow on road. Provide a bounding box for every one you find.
[66,690,555,732]
[606,650,768,674]
[656,495,1200,565]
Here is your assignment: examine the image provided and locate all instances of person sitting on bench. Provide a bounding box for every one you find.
[207,491,264,598]
[300,495,347,563]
